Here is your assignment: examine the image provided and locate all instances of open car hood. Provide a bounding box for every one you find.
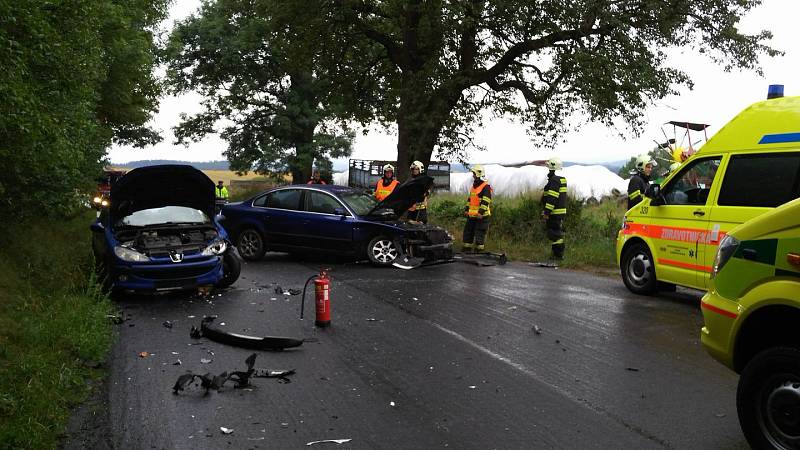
[368,175,434,216]
[110,165,215,220]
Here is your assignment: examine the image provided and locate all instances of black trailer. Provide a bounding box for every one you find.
[348,159,450,191]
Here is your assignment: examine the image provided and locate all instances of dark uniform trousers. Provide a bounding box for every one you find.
[463,217,490,250]
[546,217,565,259]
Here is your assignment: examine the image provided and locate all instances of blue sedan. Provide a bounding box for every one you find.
[219,184,453,267]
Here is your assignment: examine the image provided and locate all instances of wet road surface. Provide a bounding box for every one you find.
[88,254,746,449]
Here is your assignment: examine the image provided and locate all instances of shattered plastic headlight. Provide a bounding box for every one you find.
[114,246,150,262]
[711,235,740,279]
[202,239,228,256]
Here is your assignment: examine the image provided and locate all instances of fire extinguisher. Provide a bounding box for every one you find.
[300,269,331,327]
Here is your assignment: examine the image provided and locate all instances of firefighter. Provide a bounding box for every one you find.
[627,154,656,209]
[374,164,398,201]
[307,169,326,185]
[462,165,492,253]
[215,180,229,199]
[407,160,429,223]
[542,157,567,260]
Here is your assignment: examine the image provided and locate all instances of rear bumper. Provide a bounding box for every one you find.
[110,257,223,291]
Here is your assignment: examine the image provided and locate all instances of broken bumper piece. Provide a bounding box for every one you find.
[193,316,304,350]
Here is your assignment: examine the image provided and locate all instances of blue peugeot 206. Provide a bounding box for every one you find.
[219,176,453,268]
[90,165,241,292]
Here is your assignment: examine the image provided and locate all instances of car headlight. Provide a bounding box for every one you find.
[711,235,740,278]
[114,246,150,262]
[202,239,227,256]
[93,196,102,204]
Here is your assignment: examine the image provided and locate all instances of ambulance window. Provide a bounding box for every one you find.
[661,157,722,205]
[718,153,800,207]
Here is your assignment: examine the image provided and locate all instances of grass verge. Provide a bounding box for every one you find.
[0,210,113,449]
[428,192,625,270]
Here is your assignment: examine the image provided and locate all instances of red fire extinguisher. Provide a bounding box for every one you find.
[314,269,331,327]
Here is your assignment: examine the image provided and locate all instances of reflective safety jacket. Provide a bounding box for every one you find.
[466,181,492,217]
[542,173,567,216]
[215,186,229,199]
[375,178,399,201]
[627,172,649,210]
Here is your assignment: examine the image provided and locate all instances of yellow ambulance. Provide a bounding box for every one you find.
[616,92,800,294]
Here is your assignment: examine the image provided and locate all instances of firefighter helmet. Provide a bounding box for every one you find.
[470,164,486,180]
[545,157,562,171]
[668,162,681,174]
[409,160,425,173]
[382,163,395,173]
[635,154,657,171]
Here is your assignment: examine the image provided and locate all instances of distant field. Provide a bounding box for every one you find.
[201,169,270,185]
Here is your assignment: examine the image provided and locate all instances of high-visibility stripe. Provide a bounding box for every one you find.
[552,208,566,215]
[701,300,738,319]
[628,190,641,199]
[551,239,564,245]
[658,258,712,273]
[623,222,727,245]
[559,187,568,192]
[546,190,559,197]
[560,178,567,184]
[544,204,554,211]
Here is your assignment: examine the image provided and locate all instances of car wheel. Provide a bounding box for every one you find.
[621,242,658,295]
[216,249,242,288]
[367,236,399,266]
[738,347,800,450]
[236,229,265,261]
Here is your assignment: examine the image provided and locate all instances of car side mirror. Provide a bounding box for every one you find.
[333,207,348,217]
[644,184,660,199]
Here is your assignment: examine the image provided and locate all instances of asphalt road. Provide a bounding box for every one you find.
[64,253,748,449]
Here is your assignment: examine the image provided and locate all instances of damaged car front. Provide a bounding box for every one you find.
[90,165,241,292]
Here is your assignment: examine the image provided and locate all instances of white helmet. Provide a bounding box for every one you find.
[470,164,485,179]
[409,160,425,173]
[668,162,681,173]
[545,157,562,171]
[635,154,657,171]
[382,163,395,173]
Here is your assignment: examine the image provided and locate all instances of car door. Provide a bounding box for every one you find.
[256,188,305,249]
[703,151,800,289]
[302,190,355,252]
[647,155,722,289]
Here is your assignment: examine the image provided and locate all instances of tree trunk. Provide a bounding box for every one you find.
[394,74,453,181]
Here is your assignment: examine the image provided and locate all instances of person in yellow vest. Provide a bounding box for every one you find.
[407,160,429,223]
[462,165,492,253]
[215,180,229,199]
[374,164,399,201]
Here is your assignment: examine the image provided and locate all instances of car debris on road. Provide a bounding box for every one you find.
[172,353,296,395]
[306,438,352,446]
[190,316,304,351]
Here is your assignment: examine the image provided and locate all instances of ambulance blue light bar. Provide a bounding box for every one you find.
[767,84,784,99]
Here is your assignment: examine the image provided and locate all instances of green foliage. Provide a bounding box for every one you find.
[429,193,624,268]
[0,0,167,219]
[0,211,113,449]
[165,0,356,183]
[292,0,777,179]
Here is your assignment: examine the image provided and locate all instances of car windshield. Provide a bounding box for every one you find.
[117,206,210,227]
[340,192,378,216]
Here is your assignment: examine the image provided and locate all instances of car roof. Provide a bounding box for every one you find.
[700,96,800,154]
[265,184,363,196]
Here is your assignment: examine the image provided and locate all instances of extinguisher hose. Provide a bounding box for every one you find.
[299,274,318,320]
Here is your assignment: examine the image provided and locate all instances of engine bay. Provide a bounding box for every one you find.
[116,226,219,257]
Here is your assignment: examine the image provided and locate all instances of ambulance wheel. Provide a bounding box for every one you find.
[237,229,265,261]
[737,347,800,450]
[367,236,398,267]
[621,242,658,295]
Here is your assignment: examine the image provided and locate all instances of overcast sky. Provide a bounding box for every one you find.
[108,0,799,166]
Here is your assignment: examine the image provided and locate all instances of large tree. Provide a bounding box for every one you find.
[165,0,359,183]
[0,0,167,218]
[310,0,777,179]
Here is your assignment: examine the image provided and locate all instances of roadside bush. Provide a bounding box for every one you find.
[428,192,623,269]
[0,210,113,449]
